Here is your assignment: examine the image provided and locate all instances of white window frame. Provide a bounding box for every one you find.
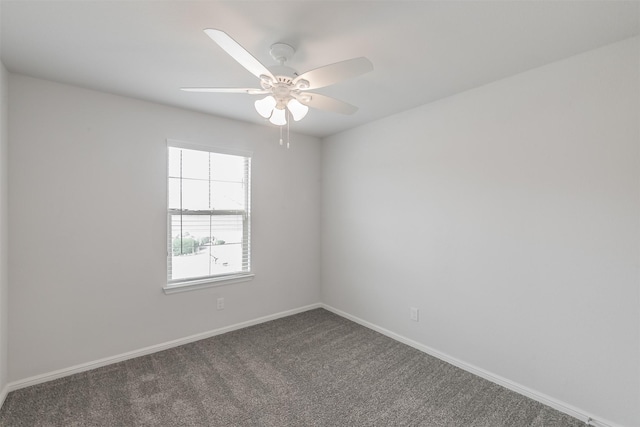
[163,139,254,294]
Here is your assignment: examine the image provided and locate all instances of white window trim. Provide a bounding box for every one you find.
[167,139,253,159]
[164,139,253,294]
[163,273,255,294]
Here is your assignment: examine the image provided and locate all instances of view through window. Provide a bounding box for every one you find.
[167,143,251,286]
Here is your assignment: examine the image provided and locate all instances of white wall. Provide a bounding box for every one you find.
[0,0,9,401]
[0,59,9,396]
[322,37,639,427]
[7,75,321,382]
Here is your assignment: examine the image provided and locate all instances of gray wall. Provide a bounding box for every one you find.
[7,75,321,382]
[321,37,639,427]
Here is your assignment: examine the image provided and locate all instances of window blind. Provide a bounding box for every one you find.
[167,142,251,285]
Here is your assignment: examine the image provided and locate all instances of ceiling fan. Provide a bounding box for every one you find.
[182,29,373,126]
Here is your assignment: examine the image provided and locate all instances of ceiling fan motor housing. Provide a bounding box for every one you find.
[261,41,311,107]
[268,42,299,80]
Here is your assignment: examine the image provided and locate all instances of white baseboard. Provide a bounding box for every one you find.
[0,384,8,410]
[6,303,322,392]
[320,304,620,427]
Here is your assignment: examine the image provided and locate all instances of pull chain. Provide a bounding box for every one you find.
[276,110,292,149]
[287,111,290,149]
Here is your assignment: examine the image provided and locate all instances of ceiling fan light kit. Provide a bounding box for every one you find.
[254,95,277,119]
[181,29,373,147]
[270,105,287,126]
[287,99,309,121]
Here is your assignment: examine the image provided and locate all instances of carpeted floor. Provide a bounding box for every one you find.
[0,308,583,426]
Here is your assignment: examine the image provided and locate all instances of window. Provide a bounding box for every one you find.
[165,141,252,293]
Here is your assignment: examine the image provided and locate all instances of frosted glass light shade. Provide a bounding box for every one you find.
[254,96,276,118]
[287,99,309,121]
[269,107,287,126]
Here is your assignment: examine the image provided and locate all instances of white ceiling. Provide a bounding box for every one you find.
[1,1,638,138]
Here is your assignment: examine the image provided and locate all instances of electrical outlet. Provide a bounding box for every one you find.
[217,297,225,310]
[410,307,419,322]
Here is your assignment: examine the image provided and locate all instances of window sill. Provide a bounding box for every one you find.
[163,273,255,295]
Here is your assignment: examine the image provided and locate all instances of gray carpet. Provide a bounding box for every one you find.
[0,308,583,426]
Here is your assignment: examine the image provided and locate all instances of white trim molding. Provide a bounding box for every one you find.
[320,304,621,427]
[6,303,321,392]
[0,385,8,410]
[163,273,255,294]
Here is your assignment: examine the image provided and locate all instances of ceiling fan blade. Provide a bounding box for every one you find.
[296,92,358,115]
[294,57,373,90]
[204,29,275,81]
[181,87,268,95]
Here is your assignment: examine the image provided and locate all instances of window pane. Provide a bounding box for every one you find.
[169,214,245,281]
[211,181,246,210]
[179,148,209,180]
[211,154,245,182]
[168,147,182,178]
[168,148,247,211]
[180,178,212,211]
[168,177,181,210]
